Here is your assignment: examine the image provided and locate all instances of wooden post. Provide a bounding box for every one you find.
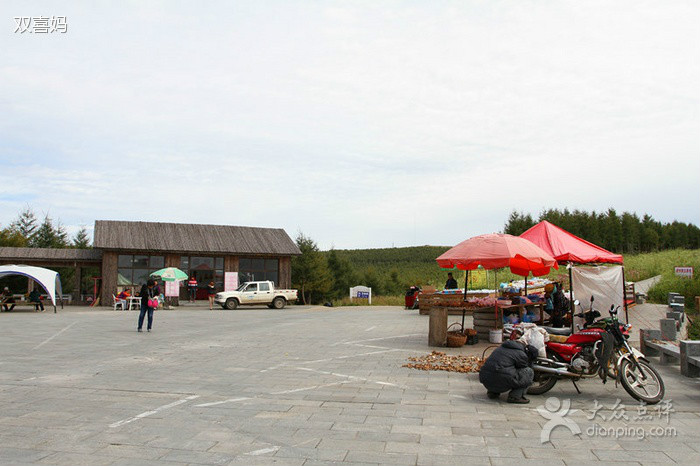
[428,307,448,346]
[73,265,82,305]
[278,256,291,289]
[100,252,118,307]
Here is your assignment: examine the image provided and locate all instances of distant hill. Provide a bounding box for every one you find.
[323,245,546,294]
[322,246,700,300]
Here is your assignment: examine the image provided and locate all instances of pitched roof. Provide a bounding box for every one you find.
[0,247,102,262]
[93,220,301,255]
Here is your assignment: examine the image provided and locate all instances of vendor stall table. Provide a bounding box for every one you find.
[498,302,545,325]
[426,303,548,340]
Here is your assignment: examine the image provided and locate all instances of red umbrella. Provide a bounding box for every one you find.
[436,233,558,276]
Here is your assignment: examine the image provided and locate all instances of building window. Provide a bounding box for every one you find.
[239,258,278,285]
[117,254,165,286]
[180,256,225,290]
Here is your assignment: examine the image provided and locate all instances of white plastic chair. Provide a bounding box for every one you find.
[113,294,126,311]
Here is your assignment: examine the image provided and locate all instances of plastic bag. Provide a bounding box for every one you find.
[518,324,548,357]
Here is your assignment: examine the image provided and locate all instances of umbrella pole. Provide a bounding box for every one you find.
[524,273,528,295]
[494,269,500,329]
[568,263,574,332]
[462,270,468,329]
[621,266,629,324]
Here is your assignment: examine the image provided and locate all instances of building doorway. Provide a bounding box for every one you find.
[180,256,224,300]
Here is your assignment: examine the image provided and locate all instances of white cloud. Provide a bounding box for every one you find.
[0,0,698,249]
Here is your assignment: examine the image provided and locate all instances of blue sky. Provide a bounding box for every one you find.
[1,0,698,249]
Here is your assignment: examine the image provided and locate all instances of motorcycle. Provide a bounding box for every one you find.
[515,296,665,404]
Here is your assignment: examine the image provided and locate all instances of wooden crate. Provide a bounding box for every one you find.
[473,306,499,339]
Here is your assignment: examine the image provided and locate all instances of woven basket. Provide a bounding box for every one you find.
[446,322,467,347]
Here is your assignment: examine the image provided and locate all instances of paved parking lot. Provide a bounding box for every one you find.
[1,305,698,465]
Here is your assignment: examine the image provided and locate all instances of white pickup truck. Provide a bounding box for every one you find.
[214,281,298,310]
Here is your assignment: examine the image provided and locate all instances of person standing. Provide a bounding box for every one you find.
[28,288,44,312]
[445,272,458,290]
[551,282,570,327]
[207,281,216,310]
[138,279,157,332]
[187,276,198,302]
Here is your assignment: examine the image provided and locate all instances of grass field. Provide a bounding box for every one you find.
[328,247,700,310]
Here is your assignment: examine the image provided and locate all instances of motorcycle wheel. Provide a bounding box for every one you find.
[619,359,665,404]
[528,349,559,395]
[527,371,558,395]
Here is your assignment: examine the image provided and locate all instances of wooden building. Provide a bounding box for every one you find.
[93,220,300,304]
[0,220,300,306]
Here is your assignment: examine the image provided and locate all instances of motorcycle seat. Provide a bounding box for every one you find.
[543,326,572,336]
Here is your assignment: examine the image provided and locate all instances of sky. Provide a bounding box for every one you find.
[1,0,698,250]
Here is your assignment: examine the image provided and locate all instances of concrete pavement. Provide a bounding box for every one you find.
[0,305,698,465]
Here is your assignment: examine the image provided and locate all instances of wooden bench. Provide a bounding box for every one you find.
[1,300,45,311]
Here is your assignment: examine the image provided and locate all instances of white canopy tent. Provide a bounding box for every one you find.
[0,264,63,312]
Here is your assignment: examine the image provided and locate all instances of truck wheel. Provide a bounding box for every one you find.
[225,298,238,310]
[272,297,286,309]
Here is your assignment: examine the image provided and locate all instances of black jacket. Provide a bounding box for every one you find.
[140,285,155,306]
[445,278,458,289]
[479,340,538,392]
[552,288,569,314]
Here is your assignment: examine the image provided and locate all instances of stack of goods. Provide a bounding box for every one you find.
[435,288,494,296]
[500,277,553,296]
[473,306,499,340]
[424,289,496,310]
[465,296,498,308]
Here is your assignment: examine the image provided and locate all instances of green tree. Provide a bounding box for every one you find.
[503,210,535,235]
[642,227,659,252]
[621,212,641,253]
[0,226,28,247]
[387,268,403,295]
[362,266,384,295]
[72,227,91,248]
[603,208,623,252]
[291,233,332,304]
[31,215,69,248]
[327,249,358,299]
[10,207,38,240]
